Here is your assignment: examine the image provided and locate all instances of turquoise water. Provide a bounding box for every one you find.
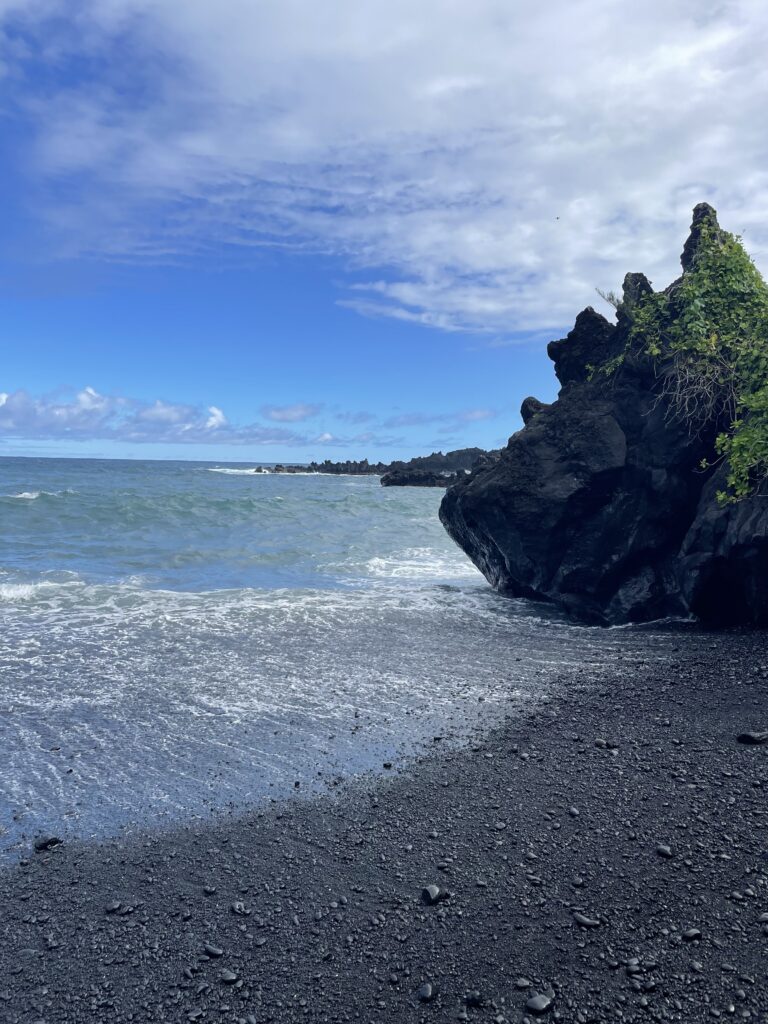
[0,457,681,855]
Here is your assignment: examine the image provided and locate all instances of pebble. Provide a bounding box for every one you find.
[204,943,224,957]
[736,731,768,745]
[682,928,702,941]
[220,969,238,984]
[526,992,553,1015]
[417,981,437,1002]
[656,844,674,858]
[33,837,62,852]
[422,884,447,906]
[104,900,121,914]
[573,911,600,928]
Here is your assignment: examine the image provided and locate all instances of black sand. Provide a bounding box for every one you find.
[1,630,767,1023]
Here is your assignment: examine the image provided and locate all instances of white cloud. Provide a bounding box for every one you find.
[0,387,121,435]
[0,386,298,444]
[137,399,190,424]
[261,403,322,423]
[1,0,767,332]
[205,405,227,429]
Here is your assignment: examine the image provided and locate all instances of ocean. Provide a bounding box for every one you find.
[0,457,681,856]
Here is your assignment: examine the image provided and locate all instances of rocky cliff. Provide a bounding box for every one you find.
[440,205,768,626]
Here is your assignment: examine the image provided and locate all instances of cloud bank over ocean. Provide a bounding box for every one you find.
[0,386,498,448]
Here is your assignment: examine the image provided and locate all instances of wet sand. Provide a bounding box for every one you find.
[1,630,767,1023]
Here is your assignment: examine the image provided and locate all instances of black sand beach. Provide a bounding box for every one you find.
[1,630,767,1023]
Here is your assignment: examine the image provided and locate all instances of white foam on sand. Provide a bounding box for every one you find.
[365,547,483,581]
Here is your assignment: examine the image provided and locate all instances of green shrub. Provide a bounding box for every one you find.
[627,224,768,502]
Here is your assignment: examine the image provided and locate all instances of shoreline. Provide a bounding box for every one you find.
[1,629,767,1022]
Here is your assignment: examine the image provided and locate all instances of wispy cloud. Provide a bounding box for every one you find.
[336,410,376,425]
[0,0,766,335]
[383,408,497,429]
[309,429,403,448]
[261,403,322,423]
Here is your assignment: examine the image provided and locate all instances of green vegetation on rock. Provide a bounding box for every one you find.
[628,221,768,502]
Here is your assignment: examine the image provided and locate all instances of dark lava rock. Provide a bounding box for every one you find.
[34,836,62,852]
[382,468,463,487]
[520,396,551,425]
[439,205,768,626]
[737,731,768,745]
[381,448,501,488]
[681,201,725,272]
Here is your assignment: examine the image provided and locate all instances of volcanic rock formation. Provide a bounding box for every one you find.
[440,205,768,625]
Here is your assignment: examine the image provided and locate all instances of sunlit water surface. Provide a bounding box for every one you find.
[1,457,685,855]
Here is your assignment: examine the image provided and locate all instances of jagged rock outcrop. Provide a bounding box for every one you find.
[380,448,499,487]
[680,201,726,272]
[520,396,551,425]
[382,450,503,488]
[302,447,493,482]
[440,205,768,626]
[381,468,464,487]
[546,307,620,386]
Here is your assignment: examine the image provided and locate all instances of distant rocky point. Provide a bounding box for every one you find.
[268,448,497,487]
[380,448,497,487]
[440,204,768,626]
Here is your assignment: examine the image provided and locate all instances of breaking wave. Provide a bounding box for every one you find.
[3,488,75,500]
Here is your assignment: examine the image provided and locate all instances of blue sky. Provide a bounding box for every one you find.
[1,0,767,462]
